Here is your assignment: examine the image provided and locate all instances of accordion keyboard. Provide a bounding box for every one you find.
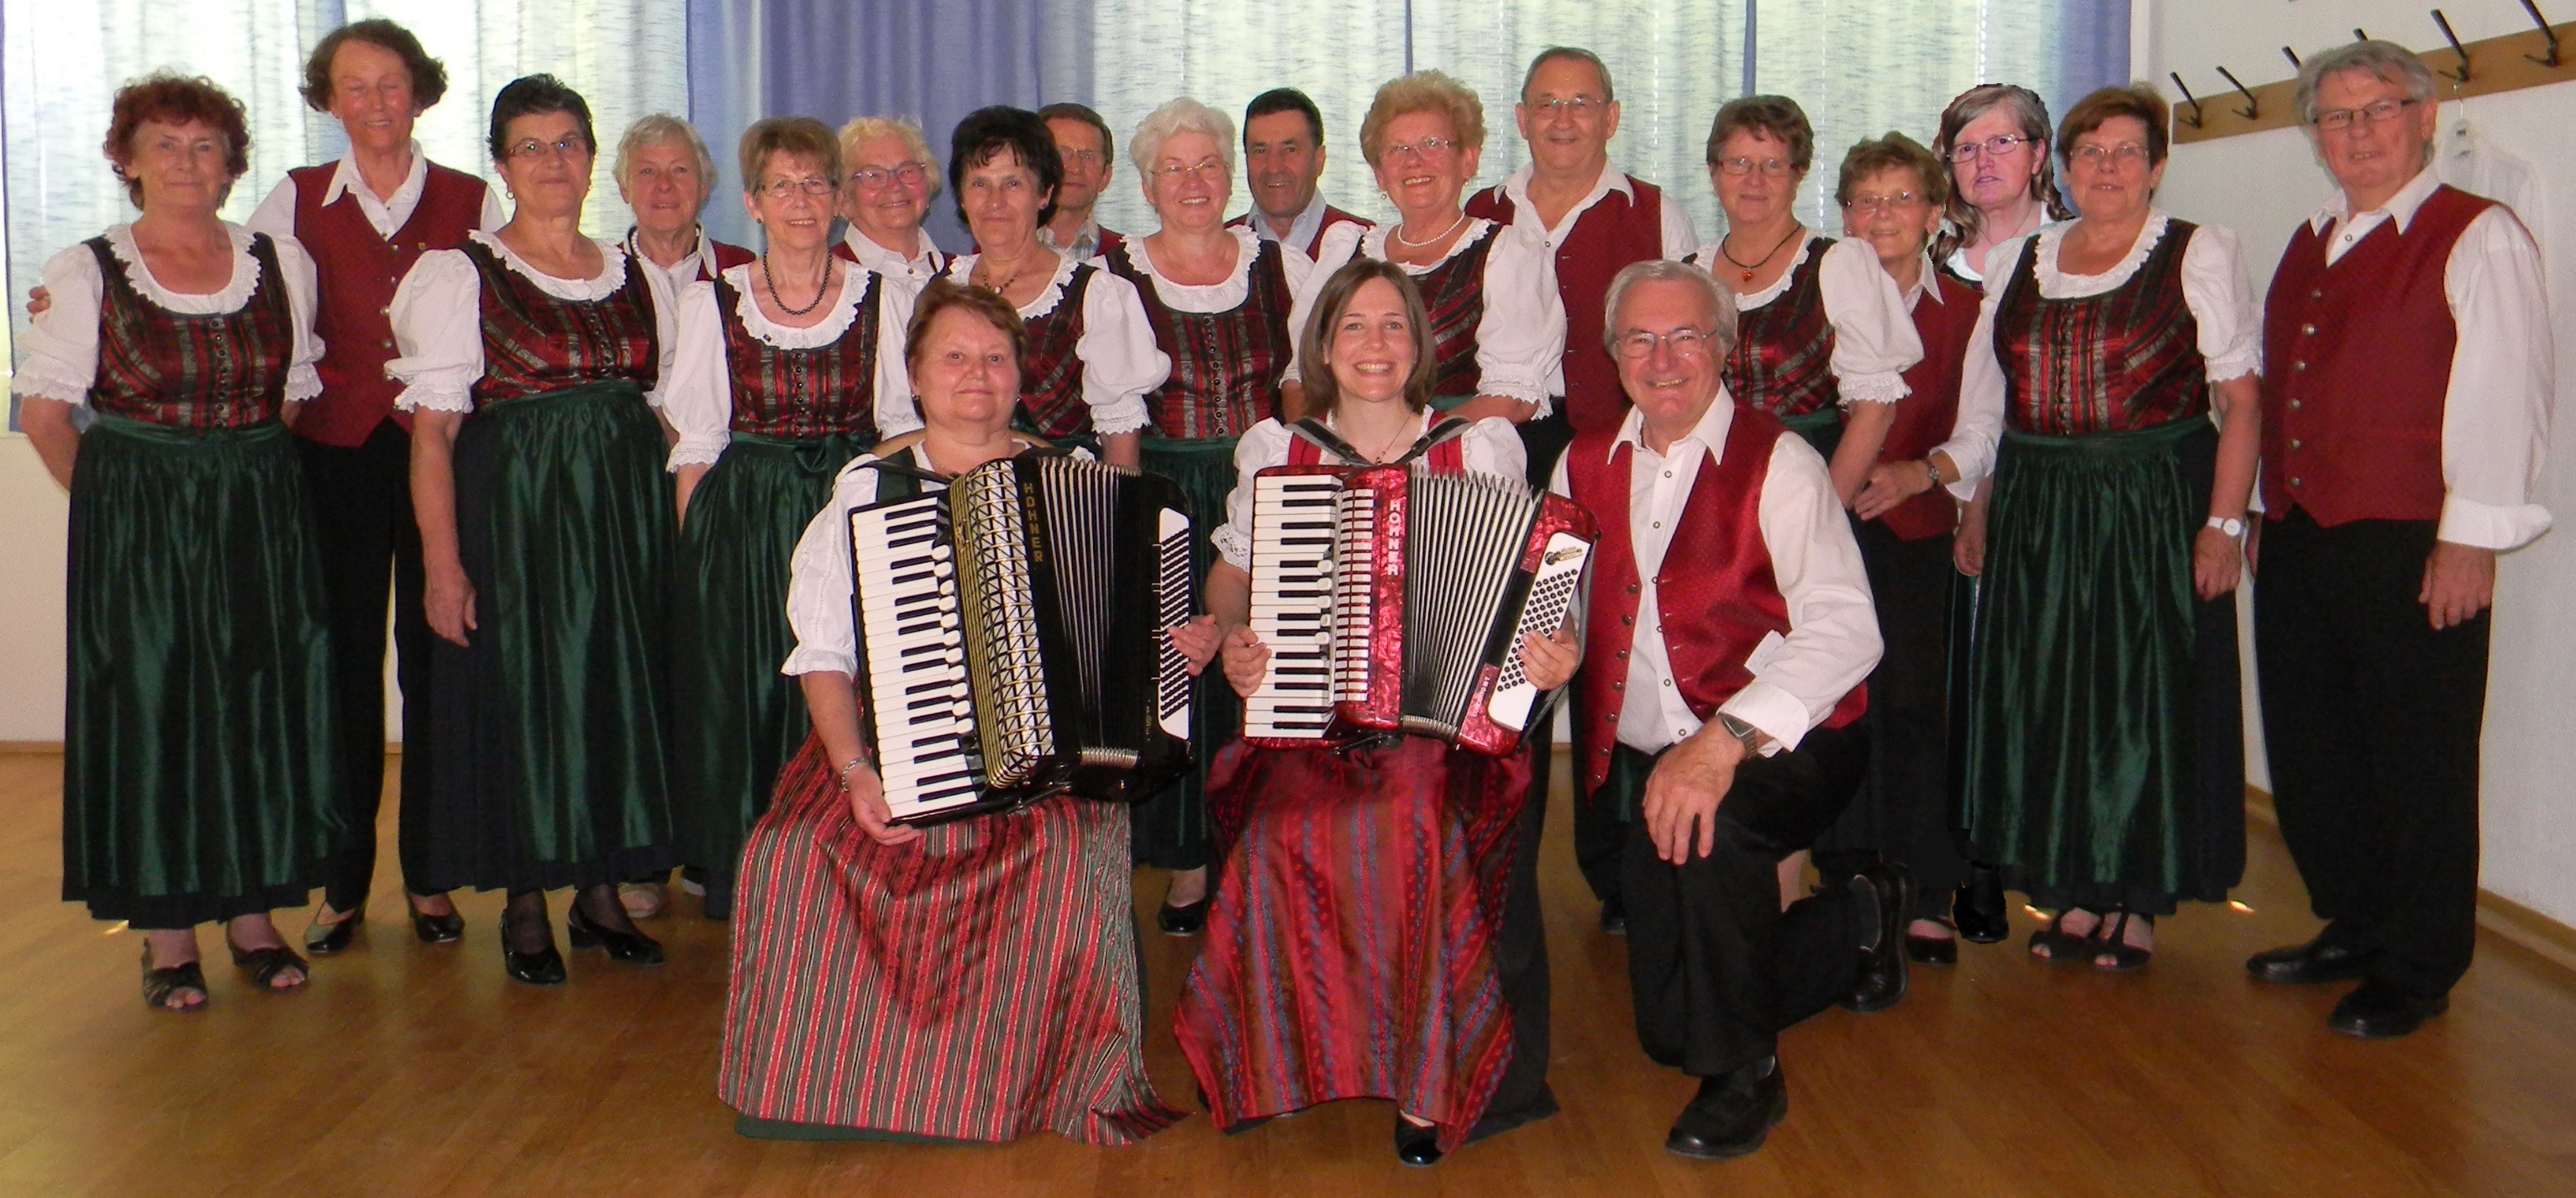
[849,495,981,821]
[1243,470,1343,738]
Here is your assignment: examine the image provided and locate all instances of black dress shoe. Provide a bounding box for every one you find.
[1840,864,1912,1013]
[1600,896,1627,936]
[500,921,566,986]
[566,903,666,965]
[2247,935,2375,985]
[304,906,361,955]
[2328,980,2447,1039]
[1953,864,2009,944]
[1394,1116,1443,1166]
[410,899,465,945]
[1667,1058,1789,1159]
[1156,898,1208,937]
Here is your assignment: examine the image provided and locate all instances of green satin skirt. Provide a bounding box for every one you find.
[60,417,339,926]
[668,431,870,877]
[1779,407,1842,460]
[1131,434,1239,872]
[418,380,677,892]
[1963,418,2244,912]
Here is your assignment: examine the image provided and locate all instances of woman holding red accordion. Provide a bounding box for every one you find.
[1175,258,1578,1167]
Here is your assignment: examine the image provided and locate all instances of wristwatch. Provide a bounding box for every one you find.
[2206,516,2247,539]
[1716,713,1764,755]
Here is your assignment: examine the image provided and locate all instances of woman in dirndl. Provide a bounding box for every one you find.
[1175,258,1577,1166]
[1101,97,1316,933]
[22,74,338,1011]
[391,75,681,985]
[1950,85,2260,971]
[935,105,1164,467]
[659,118,917,920]
[719,278,1194,1145]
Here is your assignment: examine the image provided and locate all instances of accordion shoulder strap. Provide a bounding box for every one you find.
[1288,413,1475,469]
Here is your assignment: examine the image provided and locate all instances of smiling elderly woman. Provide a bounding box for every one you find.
[617,113,751,289]
[1101,96,1317,933]
[833,114,949,285]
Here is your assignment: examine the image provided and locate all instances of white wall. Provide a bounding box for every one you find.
[0,437,66,741]
[2143,0,2576,927]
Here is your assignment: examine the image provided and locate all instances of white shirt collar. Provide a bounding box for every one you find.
[1251,191,1332,250]
[1903,254,1944,307]
[2310,162,2444,235]
[626,224,708,279]
[1610,387,1737,462]
[844,225,939,274]
[323,140,429,225]
[1501,160,1636,236]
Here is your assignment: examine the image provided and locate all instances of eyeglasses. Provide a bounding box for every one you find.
[1842,190,1924,213]
[2312,97,2420,132]
[1060,149,1106,168]
[1948,134,2032,163]
[848,162,929,191]
[1152,160,1229,184]
[2069,142,2150,168]
[1384,136,1458,160]
[507,136,591,161]
[1527,96,1603,119]
[1613,327,1720,360]
[1716,155,1795,177]
[760,176,837,200]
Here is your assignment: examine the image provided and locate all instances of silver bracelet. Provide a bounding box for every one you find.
[837,755,869,789]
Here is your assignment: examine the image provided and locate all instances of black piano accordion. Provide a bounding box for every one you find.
[846,454,1196,825]
[1242,464,1596,755]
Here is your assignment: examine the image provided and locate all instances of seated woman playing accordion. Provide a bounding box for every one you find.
[1175,260,1582,1166]
[718,278,1213,1145]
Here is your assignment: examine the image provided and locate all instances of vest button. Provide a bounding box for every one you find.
[1616,650,1627,659]
[2291,360,2306,372]
[1625,583,1638,595]
[2289,477,2305,489]
[2288,399,2302,411]
[1611,682,1624,692]
[2301,323,2317,336]
[2289,439,2303,450]
[2309,288,2323,300]
[1620,615,1633,626]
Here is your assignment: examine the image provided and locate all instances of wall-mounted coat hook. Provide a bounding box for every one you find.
[2354,28,2371,40]
[2168,71,2206,128]
[2283,46,2303,71]
[2431,10,2473,81]
[2216,66,2259,119]
[2520,0,2563,67]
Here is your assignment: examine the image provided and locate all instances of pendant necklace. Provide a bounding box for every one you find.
[1719,224,1805,284]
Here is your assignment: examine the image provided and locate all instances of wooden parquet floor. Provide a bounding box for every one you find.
[2,750,2571,1197]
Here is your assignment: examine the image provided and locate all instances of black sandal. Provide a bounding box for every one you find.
[2027,907,2095,964]
[2090,906,2154,972]
[227,938,311,991]
[141,948,209,1012]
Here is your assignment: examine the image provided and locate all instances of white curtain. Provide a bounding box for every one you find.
[2,0,687,373]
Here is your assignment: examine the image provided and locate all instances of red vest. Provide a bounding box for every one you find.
[2259,185,2493,525]
[1469,176,1669,434]
[289,160,490,446]
[1228,204,1376,260]
[1095,226,1127,258]
[1562,409,1867,790]
[1875,274,1978,540]
[704,239,754,282]
[1281,413,1469,472]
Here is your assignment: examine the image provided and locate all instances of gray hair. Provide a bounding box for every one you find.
[1522,46,1614,104]
[2295,39,2437,122]
[614,113,716,212]
[1128,97,1236,177]
[839,114,944,200]
[1602,259,1739,358]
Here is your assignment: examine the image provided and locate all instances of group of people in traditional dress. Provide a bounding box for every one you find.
[25,17,2551,1166]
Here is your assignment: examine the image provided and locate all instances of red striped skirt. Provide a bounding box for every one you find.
[1175,735,1532,1152]
[719,735,1181,1144]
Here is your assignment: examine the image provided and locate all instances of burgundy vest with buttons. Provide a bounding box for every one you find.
[1469,178,1669,433]
[1874,273,1979,540]
[460,241,662,407]
[1722,238,1841,421]
[2258,186,2493,525]
[289,160,490,446]
[712,270,882,441]
[85,234,296,428]
[1562,409,1867,791]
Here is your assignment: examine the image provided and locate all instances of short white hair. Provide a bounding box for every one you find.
[1603,259,1739,357]
[1128,97,1236,177]
[614,113,715,213]
[2293,39,2439,166]
[838,114,944,200]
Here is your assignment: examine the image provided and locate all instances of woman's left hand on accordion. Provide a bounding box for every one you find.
[1217,625,1272,699]
[1518,626,1580,692]
[844,764,923,848]
[1164,614,1223,676]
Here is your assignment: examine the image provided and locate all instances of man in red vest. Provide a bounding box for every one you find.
[1226,87,1373,263]
[2247,41,2552,1039]
[1554,260,1903,1159]
[1472,48,1701,933]
[249,19,503,953]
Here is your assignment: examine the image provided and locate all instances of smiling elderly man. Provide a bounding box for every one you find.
[1553,260,1902,1159]
[2246,39,2553,1039]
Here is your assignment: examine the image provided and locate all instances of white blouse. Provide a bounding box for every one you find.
[781,441,1094,678]
[1309,218,1568,413]
[387,230,681,414]
[660,262,921,470]
[1210,412,1527,572]
[1945,211,2261,494]
[1125,226,1317,390]
[14,223,324,408]
[1685,233,1921,405]
[930,251,1165,437]
[842,226,949,288]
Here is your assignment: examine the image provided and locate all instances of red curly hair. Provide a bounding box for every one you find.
[103,73,251,208]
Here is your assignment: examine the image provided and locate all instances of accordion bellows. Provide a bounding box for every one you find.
[847,455,1196,824]
[1244,465,1596,756]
